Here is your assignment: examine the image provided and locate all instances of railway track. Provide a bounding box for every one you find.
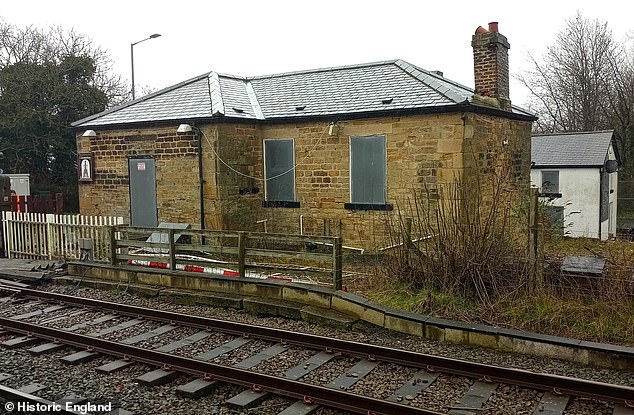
[0,284,633,415]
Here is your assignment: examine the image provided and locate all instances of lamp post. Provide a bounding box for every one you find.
[130,33,161,100]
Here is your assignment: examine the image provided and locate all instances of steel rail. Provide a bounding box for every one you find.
[5,286,634,406]
[0,317,440,415]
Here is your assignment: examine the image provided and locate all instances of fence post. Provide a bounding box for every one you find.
[528,188,543,293]
[168,228,176,271]
[109,225,117,266]
[1,211,10,258]
[45,214,54,260]
[323,219,330,236]
[333,236,343,290]
[238,232,247,278]
[55,193,64,214]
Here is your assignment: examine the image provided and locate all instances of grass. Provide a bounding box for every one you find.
[354,237,634,346]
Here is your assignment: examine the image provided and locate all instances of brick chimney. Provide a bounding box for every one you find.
[472,22,511,111]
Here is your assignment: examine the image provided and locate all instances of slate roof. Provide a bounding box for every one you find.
[531,130,615,167]
[73,59,534,128]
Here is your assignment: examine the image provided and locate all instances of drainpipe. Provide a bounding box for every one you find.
[197,128,205,231]
[598,169,603,240]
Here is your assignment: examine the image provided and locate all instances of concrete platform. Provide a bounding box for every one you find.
[62,262,634,371]
[0,258,66,284]
[243,297,303,319]
[300,305,357,330]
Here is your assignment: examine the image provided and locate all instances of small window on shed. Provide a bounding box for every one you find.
[264,139,296,204]
[541,170,559,194]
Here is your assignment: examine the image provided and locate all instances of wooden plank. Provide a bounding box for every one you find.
[245,248,332,262]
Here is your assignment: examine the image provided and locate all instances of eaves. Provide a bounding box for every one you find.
[72,102,536,133]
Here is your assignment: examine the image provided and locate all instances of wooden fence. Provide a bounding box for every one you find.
[1,212,124,261]
[10,193,64,214]
[111,226,343,290]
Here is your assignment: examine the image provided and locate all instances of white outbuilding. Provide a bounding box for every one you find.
[530,130,619,240]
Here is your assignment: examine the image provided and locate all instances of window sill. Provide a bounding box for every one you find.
[344,203,393,211]
[539,192,562,199]
[262,201,300,208]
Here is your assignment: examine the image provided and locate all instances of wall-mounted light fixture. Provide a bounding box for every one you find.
[177,124,193,133]
[82,130,97,137]
[328,121,340,137]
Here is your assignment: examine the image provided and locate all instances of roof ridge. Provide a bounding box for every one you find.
[532,130,614,137]
[393,59,470,104]
[246,59,399,80]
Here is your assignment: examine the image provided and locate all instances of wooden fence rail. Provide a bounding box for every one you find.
[1,212,124,261]
[111,226,344,290]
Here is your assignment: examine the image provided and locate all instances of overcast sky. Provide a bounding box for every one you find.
[2,1,632,108]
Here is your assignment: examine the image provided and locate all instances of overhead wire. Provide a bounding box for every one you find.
[197,123,332,182]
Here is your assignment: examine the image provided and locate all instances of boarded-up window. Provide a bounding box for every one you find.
[541,170,559,194]
[350,135,386,204]
[264,139,295,202]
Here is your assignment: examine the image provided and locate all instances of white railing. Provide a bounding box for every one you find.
[1,212,124,261]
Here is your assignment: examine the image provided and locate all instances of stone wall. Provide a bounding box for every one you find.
[77,125,200,225]
[77,111,532,251]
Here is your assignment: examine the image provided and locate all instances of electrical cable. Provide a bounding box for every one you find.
[197,122,332,182]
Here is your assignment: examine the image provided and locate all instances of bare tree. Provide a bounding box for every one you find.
[518,12,619,133]
[0,19,128,104]
[606,36,634,172]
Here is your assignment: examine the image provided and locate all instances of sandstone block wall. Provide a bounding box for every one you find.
[77,111,532,251]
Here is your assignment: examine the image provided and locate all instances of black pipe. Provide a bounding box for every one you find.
[197,127,205,231]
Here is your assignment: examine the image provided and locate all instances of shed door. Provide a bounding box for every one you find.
[129,157,157,227]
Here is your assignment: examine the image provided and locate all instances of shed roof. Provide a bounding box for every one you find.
[73,59,534,128]
[531,130,615,168]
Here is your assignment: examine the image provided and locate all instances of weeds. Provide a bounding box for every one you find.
[364,154,634,345]
[383,162,529,307]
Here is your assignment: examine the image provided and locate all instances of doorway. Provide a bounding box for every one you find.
[128,156,157,227]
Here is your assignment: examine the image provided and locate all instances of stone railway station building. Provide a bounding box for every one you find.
[72,23,535,251]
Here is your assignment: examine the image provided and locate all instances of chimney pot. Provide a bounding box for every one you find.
[475,26,488,34]
[488,22,499,32]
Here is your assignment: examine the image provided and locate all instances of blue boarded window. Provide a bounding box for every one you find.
[349,135,387,205]
[264,139,295,202]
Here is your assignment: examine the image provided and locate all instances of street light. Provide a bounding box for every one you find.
[130,33,161,100]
